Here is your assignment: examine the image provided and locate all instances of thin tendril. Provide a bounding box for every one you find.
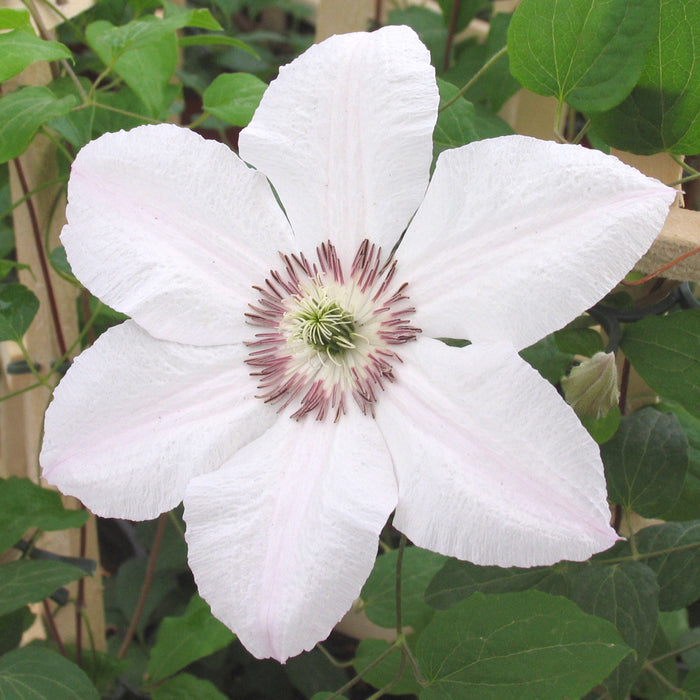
[118,513,168,659]
[439,46,508,112]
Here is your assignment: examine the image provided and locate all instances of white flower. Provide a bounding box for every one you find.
[40,26,675,662]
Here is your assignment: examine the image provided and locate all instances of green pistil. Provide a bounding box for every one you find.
[293,297,356,355]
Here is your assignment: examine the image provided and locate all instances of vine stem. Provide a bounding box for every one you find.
[642,660,681,693]
[617,358,630,416]
[12,158,68,357]
[443,0,461,72]
[43,599,67,656]
[323,642,401,700]
[621,244,700,286]
[649,639,700,664]
[439,45,508,112]
[118,513,168,659]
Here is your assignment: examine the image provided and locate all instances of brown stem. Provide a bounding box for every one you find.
[43,599,67,656]
[621,243,700,286]
[374,0,383,27]
[75,521,87,666]
[80,290,97,347]
[443,0,462,72]
[13,158,68,357]
[118,513,168,659]
[618,358,630,416]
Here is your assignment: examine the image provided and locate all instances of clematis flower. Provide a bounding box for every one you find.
[40,26,675,662]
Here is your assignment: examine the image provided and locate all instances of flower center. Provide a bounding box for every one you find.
[246,240,419,421]
[285,287,356,356]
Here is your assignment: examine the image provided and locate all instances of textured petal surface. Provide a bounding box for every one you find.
[184,411,397,662]
[376,338,618,567]
[239,25,438,265]
[63,124,294,346]
[400,135,676,349]
[41,321,274,519]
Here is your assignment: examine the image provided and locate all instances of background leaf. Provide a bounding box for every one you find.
[0,646,99,699]
[0,87,76,164]
[508,0,657,112]
[0,476,89,554]
[0,8,32,30]
[151,673,228,700]
[360,547,445,629]
[147,594,234,683]
[444,14,520,111]
[635,521,700,610]
[592,0,700,154]
[425,558,572,610]
[0,31,72,83]
[601,407,688,517]
[434,79,513,163]
[417,591,631,699]
[203,72,267,127]
[657,402,700,520]
[0,560,86,616]
[353,639,421,696]
[569,562,659,700]
[0,284,39,343]
[621,309,700,420]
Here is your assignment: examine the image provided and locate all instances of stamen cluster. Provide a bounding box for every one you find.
[246,240,419,421]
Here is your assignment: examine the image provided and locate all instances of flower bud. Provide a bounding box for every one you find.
[562,352,620,420]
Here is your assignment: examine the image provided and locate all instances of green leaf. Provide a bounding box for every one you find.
[285,647,347,699]
[568,562,659,700]
[203,73,267,127]
[592,0,700,154]
[678,666,700,698]
[508,0,657,112]
[635,520,700,610]
[582,406,622,445]
[621,309,700,420]
[0,646,99,699]
[178,33,257,54]
[151,673,228,700]
[443,13,520,111]
[160,2,222,31]
[311,694,348,700]
[147,594,234,683]
[425,558,572,610]
[633,626,679,698]
[434,79,513,162]
[0,8,32,30]
[0,476,89,554]
[0,607,34,655]
[387,7,447,69]
[0,284,39,342]
[353,639,421,696]
[360,547,445,629]
[0,87,76,163]
[0,560,86,616]
[601,407,688,517]
[657,402,700,520]
[553,327,605,357]
[520,333,574,384]
[417,591,631,699]
[0,30,72,83]
[86,20,178,116]
[437,0,489,34]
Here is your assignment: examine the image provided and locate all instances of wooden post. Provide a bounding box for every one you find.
[1,1,105,651]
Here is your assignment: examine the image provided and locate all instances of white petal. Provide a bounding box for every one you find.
[400,135,676,349]
[63,124,294,346]
[40,321,275,519]
[184,411,397,662]
[376,338,618,567]
[239,26,438,264]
